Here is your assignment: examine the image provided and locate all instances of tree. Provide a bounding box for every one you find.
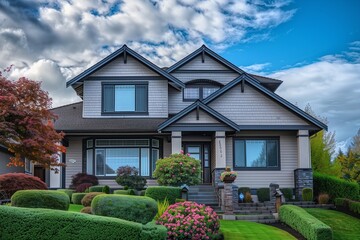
[350,128,360,154]
[0,71,65,168]
[337,150,360,184]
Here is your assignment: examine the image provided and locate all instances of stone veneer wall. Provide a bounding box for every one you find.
[294,168,313,200]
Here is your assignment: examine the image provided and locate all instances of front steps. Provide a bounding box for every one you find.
[188,185,219,206]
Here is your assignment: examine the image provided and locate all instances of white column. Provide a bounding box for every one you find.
[297,130,311,168]
[215,131,226,168]
[171,131,182,154]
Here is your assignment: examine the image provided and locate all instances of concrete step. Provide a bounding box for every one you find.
[217,210,274,215]
[189,192,217,196]
[237,206,275,210]
[218,215,277,223]
[189,195,217,200]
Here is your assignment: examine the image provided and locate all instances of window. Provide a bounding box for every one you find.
[234,138,279,169]
[85,138,160,177]
[103,83,148,114]
[183,85,220,101]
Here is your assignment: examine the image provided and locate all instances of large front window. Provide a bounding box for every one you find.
[234,138,280,170]
[102,83,148,114]
[86,138,160,177]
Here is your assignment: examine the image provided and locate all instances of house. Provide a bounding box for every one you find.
[49,45,326,198]
[0,145,24,175]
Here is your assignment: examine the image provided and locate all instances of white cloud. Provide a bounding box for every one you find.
[240,62,271,73]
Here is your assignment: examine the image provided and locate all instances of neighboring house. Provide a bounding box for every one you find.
[51,45,326,198]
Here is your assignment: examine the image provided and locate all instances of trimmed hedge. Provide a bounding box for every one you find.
[280,188,293,201]
[80,206,92,214]
[302,188,313,201]
[92,195,157,224]
[89,185,105,192]
[313,172,359,201]
[257,188,270,202]
[238,187,251,194]
[145,186,181,204]
[56,189,75,201]
[72,193,87,205]
[0,205,166,240]
[11,190,69,210]
[81,192,105,207]
[335,198,360,214]
[279,205,332,240]
[114,189,136,195]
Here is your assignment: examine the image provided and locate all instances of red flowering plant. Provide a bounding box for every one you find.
[156,201,220,240]
[153,151,201,186]
[220,167,237,182]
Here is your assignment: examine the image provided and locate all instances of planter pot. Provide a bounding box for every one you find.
[222,176,236,183]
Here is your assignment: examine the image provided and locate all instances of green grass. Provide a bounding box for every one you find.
[220,220,296,240]
[68,204,83,212]
[306,208,360,240]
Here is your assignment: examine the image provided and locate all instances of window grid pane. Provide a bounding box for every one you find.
[184,88,199,99]
[203,87,219,98]
[115,85,135,111]
[141,148,150,176]
[86,149,93,174]
[95,149,105,176]
[106,148,139,176]
[152,149,159,173]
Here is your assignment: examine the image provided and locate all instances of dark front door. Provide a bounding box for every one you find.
[184,143,211,184]
[34,166,46,182]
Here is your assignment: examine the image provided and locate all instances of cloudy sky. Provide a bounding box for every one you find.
[0,0,359,145]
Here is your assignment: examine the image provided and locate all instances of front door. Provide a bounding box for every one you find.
[184,143,211,184]
[34,166,46,182]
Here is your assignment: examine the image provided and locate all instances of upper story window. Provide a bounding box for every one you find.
[233,138,280,170]
[183,81,221,101]
[102,83,148,114]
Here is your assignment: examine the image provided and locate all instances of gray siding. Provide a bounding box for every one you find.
[90,55,159,77]
[65,137,83,188]
[168,87,192,114]
[172,72,239,85]
[0,151,24,174]
[226,131,297,188]
[177,109,220,124]
[163,137,171,158]
[177,54,230,71]
[83,79,168,118]
[209,84,309,125]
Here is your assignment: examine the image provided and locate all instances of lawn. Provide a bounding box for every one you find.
[306,208,360,240]
[220,220,296,240]
[68,204,83,212]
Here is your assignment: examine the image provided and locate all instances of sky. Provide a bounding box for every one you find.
[0,0,359,146]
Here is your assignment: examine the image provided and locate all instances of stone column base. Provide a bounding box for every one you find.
[294,168,313,200]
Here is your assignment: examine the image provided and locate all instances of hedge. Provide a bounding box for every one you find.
[302,188,313,201]
[114,189,136,195]
[92,195,157,224]
[0,206,166,240]
[89,185,105,192]
[145,186,181,204]
[257,188,270,202]
[238,187,251,195]
[81,192,105,207]
[313,172,359,201]
[11,190,69,210]
[72,193,87,205]
[56,189,75,201]
[279,205,332,240]
[335,198,360,215]
[280,188,293,201]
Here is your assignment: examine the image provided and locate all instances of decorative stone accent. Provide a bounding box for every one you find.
[294,168,313,200]
[224,182,234,214]
[269,183,279,202]
[213,168,225,187]
[232,185,239,210]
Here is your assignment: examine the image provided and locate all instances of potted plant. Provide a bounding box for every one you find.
[220,167,237,183]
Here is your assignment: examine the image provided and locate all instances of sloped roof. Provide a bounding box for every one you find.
[51,102,167,133]
[66,45,185,89]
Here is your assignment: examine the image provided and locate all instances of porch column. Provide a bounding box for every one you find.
[171,131,182,154]
[215,131,226,168]
[295,130,313,200]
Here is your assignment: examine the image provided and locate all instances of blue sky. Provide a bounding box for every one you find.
[0,0,359,146]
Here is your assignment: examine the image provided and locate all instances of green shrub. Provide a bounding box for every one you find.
[80,206,92,214]
[279,205,332,240]
[238,187,251,195]
[0,205,166,240]
[175,198,185,203]
[92,195,158,224]
[349,200,360,214]
[89,185,105,192]
[314,172,359,201]
[257,188,270,202]
[102,185,110,194]
[280,188,293,201]
[11,190,69,210]
[302,188,313,201]
[155,198,169,220]
[334,198,348,207]
[145,186,181,204]
[153,153,201,186]
[72,193,87,205]
[56,189,75,202]
[81,192,105,207]
[116,166,147,190]
[336,198,360,214]
[139,190,146,196]
[114,189,131,195]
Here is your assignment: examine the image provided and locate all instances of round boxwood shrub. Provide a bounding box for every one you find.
[302,188,313,201]
[72,193,87,205]
[115,166,147,190]
[102,185,110,194]
[280,188,293,201]
[257,188,270,202]
[153,152,201,186]
[88,185,104,192]
[11,190,69,210]
[0,173,47,197]
[157,201,220,239]
[92,195,157,224]
[80,206,92,214]
[57,189,75,201]
[81,192,105,207]
[113,189,136,195]
[145,186,181,204]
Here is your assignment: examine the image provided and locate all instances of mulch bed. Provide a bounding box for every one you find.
[266,222,305,240]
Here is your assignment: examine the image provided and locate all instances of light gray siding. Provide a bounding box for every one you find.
[177,54,230,71]
[83,79,168,118]
[163,137,172,158]
[65,137,83,188]
[177,109,220,124]
[226,131,297,188]
[209,84,309,125]
[172,72,239,85]
[168,86,192,114]
[0,151,24,174]
[90,55,159,77]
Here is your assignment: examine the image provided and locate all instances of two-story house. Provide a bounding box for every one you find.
[47,45,326,198]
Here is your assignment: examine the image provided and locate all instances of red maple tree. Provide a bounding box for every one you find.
[0,69,65,168]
